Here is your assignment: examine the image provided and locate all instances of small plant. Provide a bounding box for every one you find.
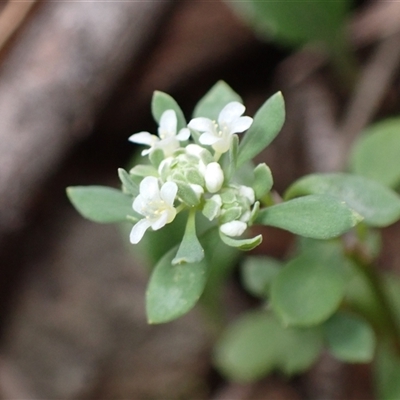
[67,81,400,398]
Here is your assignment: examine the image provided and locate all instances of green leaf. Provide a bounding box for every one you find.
[151,90,186,130]
[253,163,273,199]
[219,232,262,251]
[214,311,323,382]
[118,168,139,197]
[176,181,200,206]
[238,92,285,167]
[193,81,242,120]
[324,312,375,363]
[146,246,208,324]
[133,211,192,268]
[66,186,134,223]
[149,148,165,168]
[285,173,400,227]
[256,194,362,239]
[350,118,400,189]
[172,210,204,265]
[241,256,282,298]
[129,164,158,177]
[374,340,400,400]
[226,0,350,49]
[271,249,346,326]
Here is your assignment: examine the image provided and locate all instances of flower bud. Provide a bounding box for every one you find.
[205,162,224,193]
[220,220,247,237]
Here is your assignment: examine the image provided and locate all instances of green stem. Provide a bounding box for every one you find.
[349,248,400,354]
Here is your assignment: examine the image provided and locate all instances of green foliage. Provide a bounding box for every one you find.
[66,186,135,223]
[172,210,204,265]
[256,194,362,239]
[225,0,350,49]
[151,90,187,131]
[214,310,323,382]
[193,80,242,120]
[240,256,282,298]
[350,118,400,189]
[270,244,347,326]
[237,92,285,167]
[323,311,376,363]
[219,232,262,251]
[146,245,209,324]
[118,168,139,196]
[374,340,400,400]
[67,82,400,396]
[252,163,273,200]
[285,173,400,227]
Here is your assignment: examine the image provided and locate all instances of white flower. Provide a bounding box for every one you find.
[130,176,178,244]
[129,110,190,157]
[204,162,224,193]
[220,220,247,237]
[188,102,253,154]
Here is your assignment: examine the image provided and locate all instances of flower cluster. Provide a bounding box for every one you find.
[126,101,259,246]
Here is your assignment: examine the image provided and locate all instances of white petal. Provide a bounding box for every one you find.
[188,117,215,133]
[229,116,253,134]
[160,181,178,206]
[128,131,158,145]
[159,137,180,157]
[199,132,220,145]
[205,162,224,193]
[130,218,152,244]
[159,110,177,136]
[185,144,204,157]
[151,211,169,231]
[220,220,247,237]
[139,176,160,201]
[211,137,231,154]
[218,102,245,126]
[132,194,146,215]
[176,127,190,141]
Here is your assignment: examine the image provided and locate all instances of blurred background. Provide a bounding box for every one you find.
[0,0,399,398]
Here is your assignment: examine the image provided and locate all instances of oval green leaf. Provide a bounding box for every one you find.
[285,173,400,227]
[271,251,345,326]
[324,311,375,363]
[146,246,208,324]
[238,92,285,167]
[192,81,242,120]
[151,90,187,131]
[226,0,350,49]
[214,311,322,382]
[172,211,204,265]
[253,163,273,199]
[66,186,134,223]
[350,118,400,189]
[256,194,362,239]
[219,232,262,251]
[118,168,139,196]
[241,256,282,298]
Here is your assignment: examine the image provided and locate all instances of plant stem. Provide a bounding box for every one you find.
[349,248,400,354]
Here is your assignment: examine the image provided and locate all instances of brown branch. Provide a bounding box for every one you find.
[337,32,400,169]
[0,0,173,245]
[0,0,38,54]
